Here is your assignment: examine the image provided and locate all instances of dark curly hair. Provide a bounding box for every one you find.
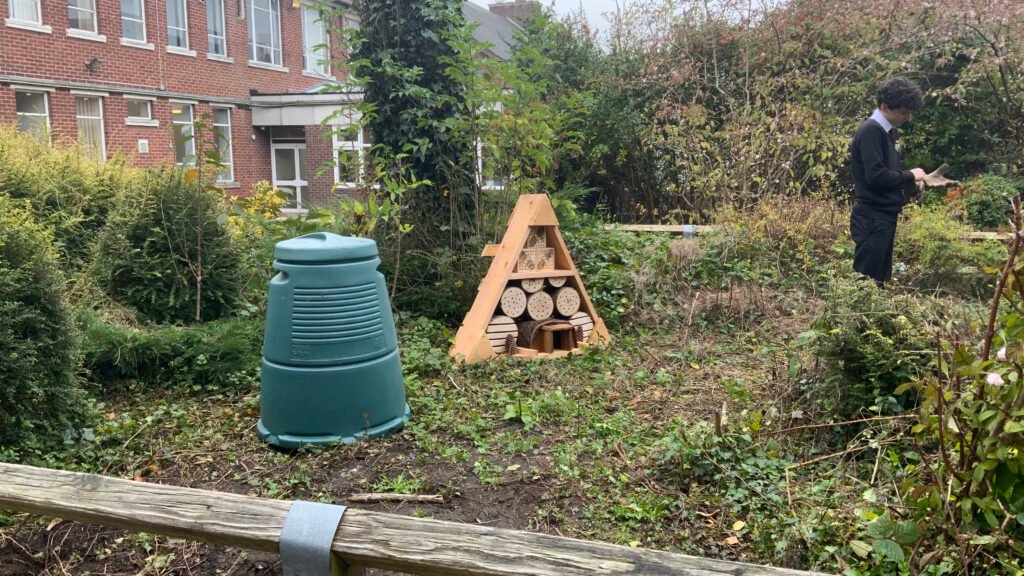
[877,77,924,112]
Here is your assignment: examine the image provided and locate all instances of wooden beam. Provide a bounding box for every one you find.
[602,224,716,234]
[0,463,824,576]
[605,223,1011,242]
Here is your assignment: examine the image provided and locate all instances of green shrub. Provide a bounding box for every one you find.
[79,313,262,392]
[381,245,489,325]
[0,196,88,449]
[960,175,1021,230]
[92,169,243,324]
[705,195,848,287]
[797,277,949,420]
[895,204,1004,294]
[0,123,132,269]
[562,214,676,328]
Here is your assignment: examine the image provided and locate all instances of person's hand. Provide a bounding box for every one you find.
[910,168,927,181]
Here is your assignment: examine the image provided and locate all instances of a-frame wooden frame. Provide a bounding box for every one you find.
[450,194,611,364]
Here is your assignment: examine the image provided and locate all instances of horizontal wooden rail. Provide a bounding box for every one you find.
[0,462,826,576]
[604,224,1012,241]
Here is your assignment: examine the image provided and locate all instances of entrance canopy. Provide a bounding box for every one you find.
[250,88,362,127]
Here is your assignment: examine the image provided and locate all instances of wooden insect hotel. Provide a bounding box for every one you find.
[450,194,610,364]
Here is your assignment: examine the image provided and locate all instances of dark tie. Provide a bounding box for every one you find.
[888,129,898,144]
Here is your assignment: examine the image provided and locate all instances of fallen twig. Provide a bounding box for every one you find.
[765,414,912,435]
[347,493,444,504]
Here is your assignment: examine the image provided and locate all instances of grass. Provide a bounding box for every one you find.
[1,223,1003,575]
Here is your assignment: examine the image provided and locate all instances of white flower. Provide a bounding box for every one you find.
[997,347,1008,361]
[986,373,1005,386]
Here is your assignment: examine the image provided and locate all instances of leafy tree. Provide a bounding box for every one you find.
[351,0,476,246]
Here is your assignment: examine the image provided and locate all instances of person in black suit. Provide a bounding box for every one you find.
[849,77,927,284]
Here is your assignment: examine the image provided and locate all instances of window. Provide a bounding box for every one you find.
[166,0,188,49]
[125,96,158,126]
[212,107,234,182]
[120,0,146,42]
[477,142,506,189]
[249,0,282,66]
[333,127,373,188]
[301,6,329,76]
[75,96,105,161]
[68,0,98,33]
[15,91,49,140]
[206,0,226,56]
[171,102,194,165]
[8,0,42,24]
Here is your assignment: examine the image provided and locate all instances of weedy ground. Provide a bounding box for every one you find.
[0,279,870,576]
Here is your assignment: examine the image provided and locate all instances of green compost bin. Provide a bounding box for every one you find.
[257,232,410,449]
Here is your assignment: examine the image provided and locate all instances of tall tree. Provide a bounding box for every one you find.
[351,0,476,247]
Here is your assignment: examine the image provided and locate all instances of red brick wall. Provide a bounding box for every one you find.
[0,0,348,196]
[0,0,345,98]
[306,124,335,205]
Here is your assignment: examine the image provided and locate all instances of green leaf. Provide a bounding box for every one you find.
[872,539,905,563]
[1004,420,1024,434]
[892,521,920,545]
[969,534,997,545]
[866,512,894,539]
[849,539,872,558]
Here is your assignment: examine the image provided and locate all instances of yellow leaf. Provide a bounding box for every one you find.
[732,520,746,531]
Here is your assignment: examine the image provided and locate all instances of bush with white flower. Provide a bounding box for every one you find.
[890,200,1024,573]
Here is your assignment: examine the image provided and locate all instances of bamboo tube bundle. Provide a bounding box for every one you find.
[521,278,545,293]
[526,291,554,321]
[500,286,527,318]
[553,286,581,317]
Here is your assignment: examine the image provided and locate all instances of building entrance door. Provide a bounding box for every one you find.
[271,143,308,209]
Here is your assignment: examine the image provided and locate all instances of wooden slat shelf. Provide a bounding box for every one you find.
[510,270,574,280]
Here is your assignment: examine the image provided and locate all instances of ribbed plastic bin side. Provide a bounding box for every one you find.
[257,233,410,449]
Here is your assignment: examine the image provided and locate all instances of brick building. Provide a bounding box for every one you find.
[0,0,521,208]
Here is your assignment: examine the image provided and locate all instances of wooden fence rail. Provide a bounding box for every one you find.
[0,462,827,576]
[603,224,1012,241]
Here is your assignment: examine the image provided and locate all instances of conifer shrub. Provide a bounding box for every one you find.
[92,169,243,324]
[0,196,87,449]
[797,278,956,420]
[78,313,262,392]
[0,123,131,269]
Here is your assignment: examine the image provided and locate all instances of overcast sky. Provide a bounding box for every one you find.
[546,0,629,35]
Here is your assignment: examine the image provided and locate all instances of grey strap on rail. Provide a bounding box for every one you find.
[280,501,348,576]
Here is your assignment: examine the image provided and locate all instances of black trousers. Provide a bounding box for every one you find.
[850,211,897,283]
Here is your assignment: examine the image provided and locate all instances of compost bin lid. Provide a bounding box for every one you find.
[274,232,378,263]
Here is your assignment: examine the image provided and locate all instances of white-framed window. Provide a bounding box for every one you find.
[272,143,308,209]
[332,127,373,188]
[206,0,226,56]
[68,0,98,33]
[212,107,234,182]
[301,5,329,76]
[75,96,106,161]
[15,90,49,140]
[124,96,158,126]
[120,0,146,42]
[8,0,43,25]
[171,102,195,165]
[477,141,506,189]
[166,0,188,49]
[249,0,282,66]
